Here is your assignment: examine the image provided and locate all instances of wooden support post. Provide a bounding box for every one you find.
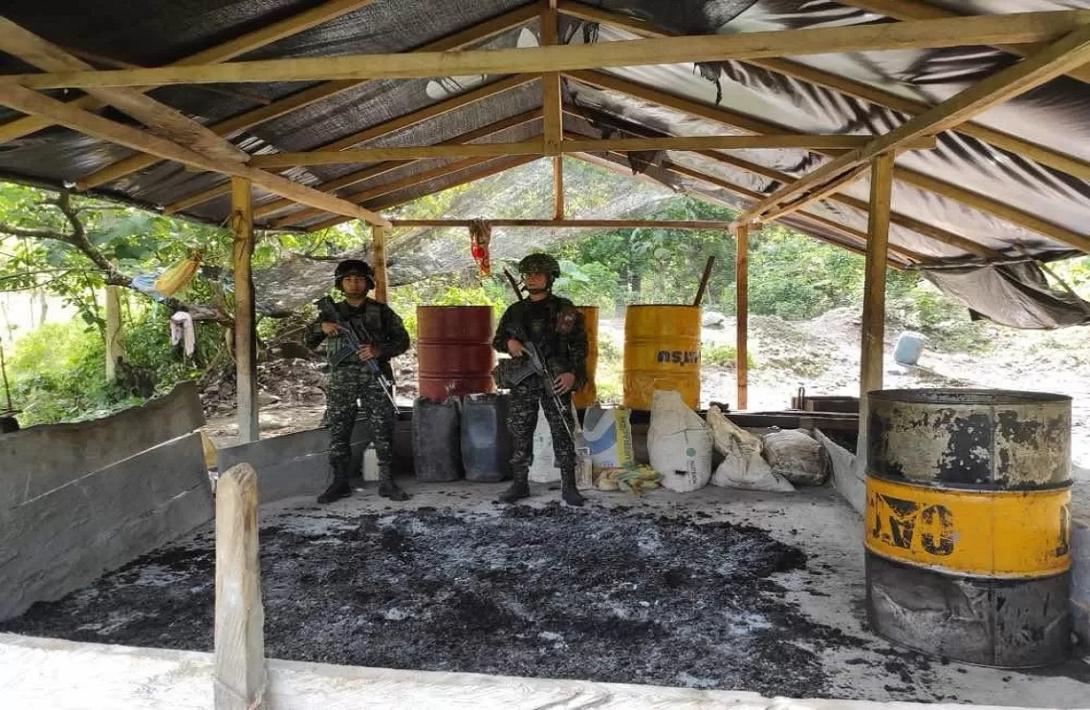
[734,223,749,411]
[552,156,564,220]
[541,1,562,156]
[104,285,124,383]
[372,224,388,302]
[857,153,894,468]
[214,463,266,710]
[231,177,259,444]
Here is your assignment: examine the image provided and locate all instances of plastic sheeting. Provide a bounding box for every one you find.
[0,1,1089,325]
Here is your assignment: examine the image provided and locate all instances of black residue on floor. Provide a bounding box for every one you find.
[3,504,869,696]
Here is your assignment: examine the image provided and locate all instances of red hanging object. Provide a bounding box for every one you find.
[469,219,492,276]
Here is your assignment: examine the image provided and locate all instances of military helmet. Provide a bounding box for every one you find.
[517,253,560,278]
[334,259,374,289]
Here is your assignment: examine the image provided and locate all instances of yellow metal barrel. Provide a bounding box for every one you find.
[864,389,1072,667]
[572,306,598,409]
[622,305,700,411]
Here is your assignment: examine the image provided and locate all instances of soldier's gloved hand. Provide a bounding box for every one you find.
[320,321,340,335]
[507,338,525,357]
[553,372,575,394]
[357,344,377,361]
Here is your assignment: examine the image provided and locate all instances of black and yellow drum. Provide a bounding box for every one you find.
[864,389,1072,667]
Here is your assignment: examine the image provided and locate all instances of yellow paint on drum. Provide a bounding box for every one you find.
[572,306,598,408]
[865,476,1071,578]
[622,305,700,411]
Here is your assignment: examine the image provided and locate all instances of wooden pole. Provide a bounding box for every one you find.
[214,463,266,710]
[104,285,124,383]
[231,177,259,444]
[734,224,749,411]
[0,342,13,413]
[860,152,894,401]
[372,224,388,302]
[552,156,564,220]
[693,256,715,306]
[857,153,894,469]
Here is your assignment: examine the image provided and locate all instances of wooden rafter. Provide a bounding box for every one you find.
[556,0,1090,181]
[0,0,374,146]
[74,3,541,191]
[389,218,736,229]
[0,83,389,226]
[565,68,1090,252]
[837,0,1090,85]
[739,24,1090,255]
[249,133,928,168]
[11,12,1090,89]
[255,110,540,220]
[0,18,247,164]
[305,155,539,232]
[694,150,1002,260]
[541,0,563,156]
[163,73,537,214]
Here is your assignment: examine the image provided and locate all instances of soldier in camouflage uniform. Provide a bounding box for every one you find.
[493,253,588,506]
[305,259,411,503]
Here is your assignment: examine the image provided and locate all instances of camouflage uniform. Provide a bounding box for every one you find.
[493,290,588,505]
[305,296,410,500]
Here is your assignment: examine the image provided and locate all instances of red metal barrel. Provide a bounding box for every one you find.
[416,306,495,400]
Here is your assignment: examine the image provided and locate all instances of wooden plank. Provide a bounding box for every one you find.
[0,0,373,147]
[372,225,388,302]
[0,83,390,226]
[757,163,870,222]
[254,110,539,219]
[250,133,926,168]
[740,25,1090,249]
[553,156,564,220]
[14,12,1090,89]
[734,223,748,411]
[837,0,1090,85]
[566,69,1089,252]
[74,3,540,190]
[213,463,265,710]
[389,218,736,228]
[860,153,893,399]
[0,18,247,164]
[231,177,258,445]
[542,1,562,156]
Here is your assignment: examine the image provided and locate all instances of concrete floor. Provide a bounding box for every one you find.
[299,479,1090,708]
[4,479,1088,708]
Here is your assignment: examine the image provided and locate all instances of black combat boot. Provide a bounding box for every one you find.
[560,466,585,507]
[377,465,410,501]
[498,469,530,503]
[317,463,352,504]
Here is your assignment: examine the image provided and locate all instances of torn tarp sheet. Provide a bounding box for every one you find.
[923,261,1090,329]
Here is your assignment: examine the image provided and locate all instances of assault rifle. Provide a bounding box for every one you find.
[501,326,575,445]
[316,296,398,408]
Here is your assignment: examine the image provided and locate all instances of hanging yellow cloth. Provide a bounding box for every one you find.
[155,250,202,296]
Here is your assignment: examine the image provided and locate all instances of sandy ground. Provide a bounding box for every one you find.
[3,482,1088,706]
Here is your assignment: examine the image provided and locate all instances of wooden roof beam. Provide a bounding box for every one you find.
[163,73,537,214]
[565,69,1090,252]
[556,0,1090,181]
[739,24,1090,255]
[0,0,374,146]
[305,155,539,232]
[388,218,736,229]
[250,133,934,168]
[0,18,247,164]
[837,0,1090,85]
[254,109,540,220]
[9,12,1090,89]
[75,3,541,191]
[0,83,389,226]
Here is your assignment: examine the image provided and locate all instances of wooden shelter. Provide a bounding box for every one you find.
[1,0,1090,432]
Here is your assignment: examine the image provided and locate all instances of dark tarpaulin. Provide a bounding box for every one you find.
[0,1,1088,327]
[923,261,1090,330]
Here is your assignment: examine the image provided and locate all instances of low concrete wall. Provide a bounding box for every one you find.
[217,416,414,504]
[0,381,203,506]
[0,383,212,621]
